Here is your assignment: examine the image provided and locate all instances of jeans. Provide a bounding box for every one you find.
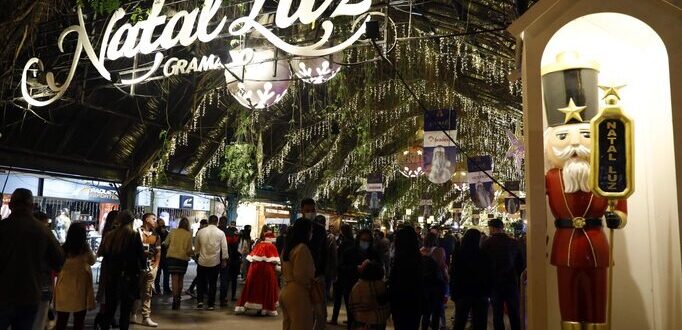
[421,290,443,330]
[0,305,38,330]
[197,265,220,307]
[453,297,489,330]
[331,280,351,326]
[491,284,521,330]
[32,300,50,330]
[102,274,137,330]
[154,259,170,293]
[220,265,239,301]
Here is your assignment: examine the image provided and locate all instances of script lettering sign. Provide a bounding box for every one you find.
[21,0,371,107]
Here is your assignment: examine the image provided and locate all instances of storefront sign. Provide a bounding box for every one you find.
[180,195,194,209]
[21,0,371,107]
[43,179,119,203]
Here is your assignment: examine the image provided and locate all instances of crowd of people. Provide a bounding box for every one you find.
[0,189,526,330]
[280,198,526,330]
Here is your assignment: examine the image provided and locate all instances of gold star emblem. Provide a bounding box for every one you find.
[599,84,626,100]
[558,98,587,123]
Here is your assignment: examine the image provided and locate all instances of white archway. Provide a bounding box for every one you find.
[540,13,679,330]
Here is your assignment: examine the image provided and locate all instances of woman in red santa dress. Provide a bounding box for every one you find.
[234,227,281,316]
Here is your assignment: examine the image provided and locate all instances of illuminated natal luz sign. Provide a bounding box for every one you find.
[590,87,634,199]
[21,0,372,107]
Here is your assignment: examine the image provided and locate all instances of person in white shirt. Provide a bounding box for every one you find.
[194,215,228,310]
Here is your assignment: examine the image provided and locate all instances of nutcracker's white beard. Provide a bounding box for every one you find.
[553,145,591,193]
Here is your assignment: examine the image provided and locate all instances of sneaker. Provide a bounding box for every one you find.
[141,318,158,327]
[196,302,204,310]
[207,306,215,310]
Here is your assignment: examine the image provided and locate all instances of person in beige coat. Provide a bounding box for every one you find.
[163,217,194,309]
[55,224,96,330]
[280,219,316,330]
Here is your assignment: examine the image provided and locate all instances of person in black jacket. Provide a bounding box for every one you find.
[98,210,146,330]
[154,218,171,295]
[482,219,524,330]
[389,226,424,330]
[336,229,380,330]
[0,189,64,330]
[329,224,355,325]
[451,229,492,330]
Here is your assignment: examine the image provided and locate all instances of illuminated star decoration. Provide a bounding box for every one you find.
[599,84,626,102]
[505,128,525,175]
[558,98,587,124]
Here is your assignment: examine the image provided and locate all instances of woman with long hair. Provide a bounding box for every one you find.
[451,229,492,330]
[94,210,119,328]
[421,232,449,330]
[54,224,96,330]
[163,217,194,309]
[98,210,146,330]
[389,226,424,330]
[280,219,315,330]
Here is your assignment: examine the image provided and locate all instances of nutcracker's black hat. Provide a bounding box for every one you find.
[542,52,600,126]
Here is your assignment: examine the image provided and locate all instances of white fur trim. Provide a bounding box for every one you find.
[244,302,263,309]
[235,302,279,315]
[246,255,280,263]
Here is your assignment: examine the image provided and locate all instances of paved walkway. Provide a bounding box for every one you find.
[83,263,508,329]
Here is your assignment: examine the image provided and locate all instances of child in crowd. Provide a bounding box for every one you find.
[350,261,390,330]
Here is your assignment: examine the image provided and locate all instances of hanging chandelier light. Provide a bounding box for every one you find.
[225,48,291,109]
[451,161,469,190]
[290,53,342,85]
[397,146,424,177]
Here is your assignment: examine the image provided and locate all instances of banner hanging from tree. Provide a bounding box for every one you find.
[468,156,494,209]
[365,173,383,210]
[423,109,458,184]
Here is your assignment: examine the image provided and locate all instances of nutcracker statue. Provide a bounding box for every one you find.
[542,52,629,330]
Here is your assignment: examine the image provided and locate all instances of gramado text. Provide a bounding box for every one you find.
[21,0,371,107]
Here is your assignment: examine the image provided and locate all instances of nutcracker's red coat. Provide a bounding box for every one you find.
[546,168,627,268]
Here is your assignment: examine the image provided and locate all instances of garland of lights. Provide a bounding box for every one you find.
[140,19,524,220]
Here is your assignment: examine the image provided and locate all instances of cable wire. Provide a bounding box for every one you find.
[369,39,524,202]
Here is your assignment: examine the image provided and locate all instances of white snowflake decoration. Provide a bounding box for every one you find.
[290,54,342,85]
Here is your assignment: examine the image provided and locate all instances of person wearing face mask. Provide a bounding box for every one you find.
[300,198,317,222]
[337,229,381,330]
